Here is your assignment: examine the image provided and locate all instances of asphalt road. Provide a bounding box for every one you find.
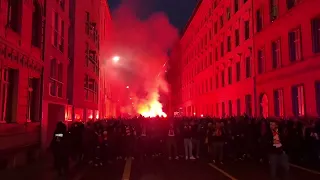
[76,158,320,180]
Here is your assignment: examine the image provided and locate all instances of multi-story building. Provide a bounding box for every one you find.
[180,0,255,117]
[0,0,44,168]
[67,0,101,122]
[178,0,320,118]
[42,0,70,149]
[167,41,182,116]
[99,0,117,118]
[253,0,320,118]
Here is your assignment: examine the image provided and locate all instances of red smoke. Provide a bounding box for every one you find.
[106,0,179,116]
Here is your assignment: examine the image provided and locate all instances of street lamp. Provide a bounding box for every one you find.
[126,86,129,89]
[112,56,120,63]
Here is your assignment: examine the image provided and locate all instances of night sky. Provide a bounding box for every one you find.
[107,0,198,32]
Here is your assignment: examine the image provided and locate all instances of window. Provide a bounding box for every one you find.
[226,7,231,20]
[288,28,302,62]
[245,94,252,116]
[0,68,18,123]
[222,102,225,117]
[256,9,263,32]
[270,0,278,22]
[228,100,232,116]
[235,29,240,46]
[311,18,320,53]
[209,52,213,65]
[287,0,300,9]
[236,62,241,81]
[274,89,284,117]
[234,0,239,13]
[315,82,320,116]
[220,42,224,57]
[272,39,281,69]
[227,36,231,52]
[51,10,64,52]
[27,78,40,122]
[84,75,98,102]
[7,0,22,33]
[58,0,65,10]
[244,0,248,3]
[292,85,305,116]
[213,1,217,9]
[216,103,219,117]
[220,16,224,28]
[205,79,208,92]
[216,74,219,88]
[245,57,251,78]
[49,59,63,97]
[236,98,241,116]
[214,22,218,34]
[221,70,225,87]
[32,1,42,48]
[210,77,213,90]
[244,21,250,40]
[257,48,265,74]
[228,66,232,84]
[215,47,218,61]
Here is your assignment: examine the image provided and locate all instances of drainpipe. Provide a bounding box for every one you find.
[251,0,258,117]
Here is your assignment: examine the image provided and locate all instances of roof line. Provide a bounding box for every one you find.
[180,0,203,39]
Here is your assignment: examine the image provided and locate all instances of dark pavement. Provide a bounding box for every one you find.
[77,158,320,180]
[2,158,320,180]
[79,161,125,180]
[130,158,229,180]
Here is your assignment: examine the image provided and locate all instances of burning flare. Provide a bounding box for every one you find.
[137,92,167,118]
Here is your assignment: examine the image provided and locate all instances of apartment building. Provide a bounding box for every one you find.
[99,0,117,118]
[42,0,70,149]
[253,0,320,117]
[0,0,44,168]
[179,0,320,118]
[67,0,101,122]
[180,0,255,117]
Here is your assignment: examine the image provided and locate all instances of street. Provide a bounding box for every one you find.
[76,158,320,180]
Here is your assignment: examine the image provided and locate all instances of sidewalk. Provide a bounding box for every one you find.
[0,154,79,180]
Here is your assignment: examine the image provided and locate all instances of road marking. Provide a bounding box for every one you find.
[208,163,238,180]
[289,163,320,175]
[122,158,133,180]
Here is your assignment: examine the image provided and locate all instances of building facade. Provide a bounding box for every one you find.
[253,0,320,118]
[99,0,118,118]
[42,0,70,149]
[67,0,101,122]
[179,0,320,118]
[167,41,182,116]
[0,0,44,168]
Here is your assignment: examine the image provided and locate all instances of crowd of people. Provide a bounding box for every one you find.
[50,115,320,179]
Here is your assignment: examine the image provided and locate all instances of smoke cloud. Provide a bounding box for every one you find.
[107,0,179,116]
